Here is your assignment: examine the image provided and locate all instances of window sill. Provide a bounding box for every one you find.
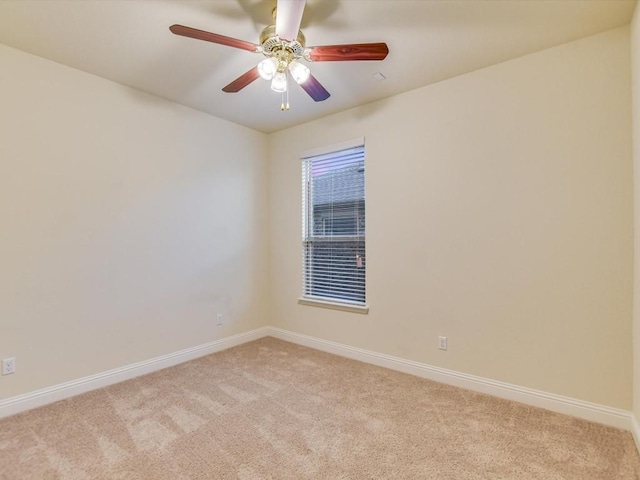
[297,297,369,314]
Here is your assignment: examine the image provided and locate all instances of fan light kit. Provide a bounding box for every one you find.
[255,23,311,109]
[170,0,389,111]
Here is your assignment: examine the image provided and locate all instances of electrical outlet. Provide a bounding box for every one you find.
[2,357,16,375]
[438,336,447,351]
[216,314,224,326]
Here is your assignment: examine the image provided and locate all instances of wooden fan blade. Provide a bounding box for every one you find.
[275,0,306,41]
[169,25,260,53]
[222,67,260,93]
[299,74,330,102]
[307,43,389,62]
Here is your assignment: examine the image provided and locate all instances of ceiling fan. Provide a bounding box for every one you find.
[170,0,389,110]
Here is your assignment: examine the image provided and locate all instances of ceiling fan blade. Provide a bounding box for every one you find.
[222,67,260,93]
[275,0,306,41]
[299,74,330,102]
[307,43,389,62]
[169,25,260,53]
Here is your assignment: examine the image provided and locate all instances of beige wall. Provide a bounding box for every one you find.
[1,23,634,413]
[0,45,269,399]
[269,27,633,409]
[632,5,640,420]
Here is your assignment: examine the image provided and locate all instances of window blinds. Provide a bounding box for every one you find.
[302,144,366,305]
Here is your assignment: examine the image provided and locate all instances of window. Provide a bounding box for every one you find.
[302,142,366,306]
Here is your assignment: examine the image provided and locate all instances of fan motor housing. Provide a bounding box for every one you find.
[259,25,306,56]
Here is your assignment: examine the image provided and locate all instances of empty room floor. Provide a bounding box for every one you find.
[1,337,638,479]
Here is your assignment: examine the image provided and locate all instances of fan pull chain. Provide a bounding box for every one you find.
[280,91,290,111]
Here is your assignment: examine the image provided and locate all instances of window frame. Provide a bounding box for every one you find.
[298,138,368,313]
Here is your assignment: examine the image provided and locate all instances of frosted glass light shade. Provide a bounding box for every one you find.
[257,58,278,80]
[271,71,288,92]
[288,60,310,84]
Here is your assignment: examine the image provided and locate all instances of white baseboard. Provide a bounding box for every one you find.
[267,327,634,432]
[0,327,270,419]
[1,325,634,435]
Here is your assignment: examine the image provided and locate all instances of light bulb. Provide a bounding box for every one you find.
[288,60,310,84]
[271,71,288,93]
[257,57,278,80]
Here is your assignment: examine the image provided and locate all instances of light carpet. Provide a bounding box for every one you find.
[1,337,639,479]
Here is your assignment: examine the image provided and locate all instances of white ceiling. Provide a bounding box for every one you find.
[0,0,636,133]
